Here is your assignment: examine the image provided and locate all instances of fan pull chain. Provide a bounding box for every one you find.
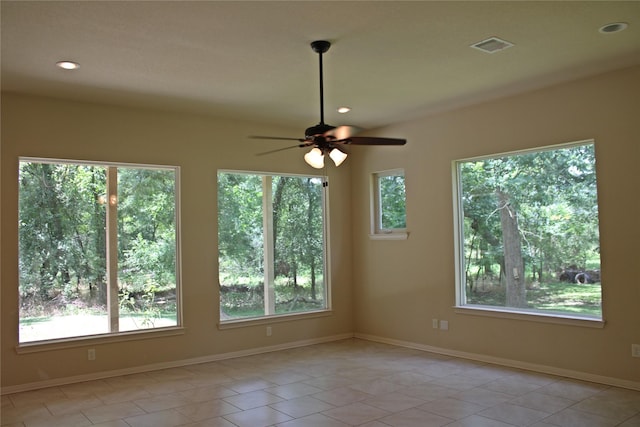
[323,163,328,188]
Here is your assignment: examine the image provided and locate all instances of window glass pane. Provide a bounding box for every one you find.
[456,143,602,318]
[117,167,178,331]
[272,176,325,315]
[379,173,406,230]
[18,160,179,343]
[218,172,327,321]
[218,173,265,319]
[19,162,109,341]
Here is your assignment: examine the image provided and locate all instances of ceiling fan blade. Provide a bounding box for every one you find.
[324,125,362,140]
[250,135,306,142]
[339,136,407,146]
[256,142,311,156]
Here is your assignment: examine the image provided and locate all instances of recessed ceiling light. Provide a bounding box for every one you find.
[599,22,628,34]
[337,106,351,114]
[56,61,80,70]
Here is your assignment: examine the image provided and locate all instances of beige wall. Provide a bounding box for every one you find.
[1,94,354,389]
[350,65,640,385]
[2,65,639,391]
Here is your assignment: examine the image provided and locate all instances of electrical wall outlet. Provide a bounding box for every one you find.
[632,344,640,358]
[266,326,272,337]
[432,319,439,329]
[87,348,96,361]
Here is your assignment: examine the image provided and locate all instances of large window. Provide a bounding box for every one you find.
[217,171,328,321]
[18,159,180,343]
[453,141,602,319]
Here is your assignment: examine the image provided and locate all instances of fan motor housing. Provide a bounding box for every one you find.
[305,123,335,138]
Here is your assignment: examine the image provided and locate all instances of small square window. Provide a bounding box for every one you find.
[371,169,407,239]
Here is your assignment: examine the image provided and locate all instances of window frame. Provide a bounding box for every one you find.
[370,168,408,240]
[217,169,332,326]
[451,140,604,326]
[17,157,183,347]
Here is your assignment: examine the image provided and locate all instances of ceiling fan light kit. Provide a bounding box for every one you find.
[328,147,348,167]
[251,40,406,168]
[304,147,325,169]
[303,146,347,169]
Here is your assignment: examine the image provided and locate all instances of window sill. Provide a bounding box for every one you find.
[369,232,409,240]
[454,305,604,328]
[16,326,186,354]
[219,309,333,329]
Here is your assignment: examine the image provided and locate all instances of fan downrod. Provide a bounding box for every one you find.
[311,40,330,54]
[251,39,407,160]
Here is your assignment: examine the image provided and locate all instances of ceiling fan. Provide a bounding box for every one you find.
[251,40,406,168]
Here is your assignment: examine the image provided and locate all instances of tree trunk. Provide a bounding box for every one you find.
[497,190,526,308]
[306,180,317,300]
[272,178,286,268]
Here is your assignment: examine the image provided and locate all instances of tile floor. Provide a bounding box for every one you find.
[2,338,639,426]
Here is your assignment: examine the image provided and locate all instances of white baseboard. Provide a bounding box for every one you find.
[354,333,640,392]
[1,333,354,395]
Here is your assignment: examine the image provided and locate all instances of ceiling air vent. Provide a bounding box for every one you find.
[470,37,514,54]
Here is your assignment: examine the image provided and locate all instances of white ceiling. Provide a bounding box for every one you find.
[2,1,640,132]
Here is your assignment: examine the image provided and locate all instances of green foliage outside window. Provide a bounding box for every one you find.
[372,170,406,235]
[455,142,602,318]
[18,160,179,342]
[379,173,407,230]
[218,172,327,320]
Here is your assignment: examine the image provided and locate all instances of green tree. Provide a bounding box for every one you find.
[19,163,107,309]
[272,176,324,300]
[19,161,178,322]
[379,174,406,229]
[118,168,177,292]
[217,173,264,284]
[217,172,325,317]
[460,144,600,309]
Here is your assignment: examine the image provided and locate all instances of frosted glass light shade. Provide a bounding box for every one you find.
[304,147,325,169]
[329,148,348,166]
